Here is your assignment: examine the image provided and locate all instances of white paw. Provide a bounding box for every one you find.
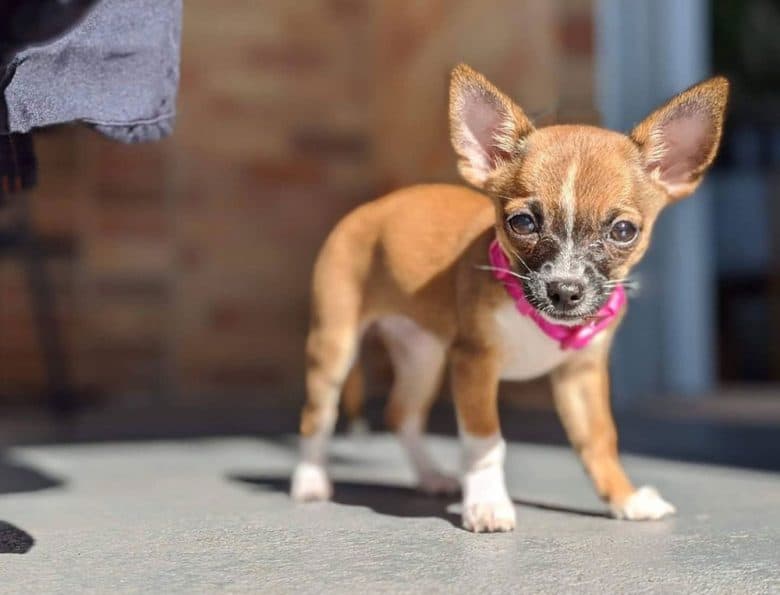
[462,498,516,532]
[417,470,460,496]
[290,462,332,502]
[612,486,676,521]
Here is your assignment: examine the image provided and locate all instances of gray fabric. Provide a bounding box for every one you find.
[2,0,181,143]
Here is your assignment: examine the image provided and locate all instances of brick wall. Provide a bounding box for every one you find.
[0,0,596,409]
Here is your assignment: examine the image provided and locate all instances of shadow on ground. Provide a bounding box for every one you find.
[0,522,34,554]
[229,474,461,526]
[0,454,64,496]
[228,474,609,526]
[0,451,65,554]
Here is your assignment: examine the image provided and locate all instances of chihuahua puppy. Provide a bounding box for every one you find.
[291,64,728,532]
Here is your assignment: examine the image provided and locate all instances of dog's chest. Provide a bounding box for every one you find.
[493,302,573,381]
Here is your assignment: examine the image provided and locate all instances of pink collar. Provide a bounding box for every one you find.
[488,239,625,350]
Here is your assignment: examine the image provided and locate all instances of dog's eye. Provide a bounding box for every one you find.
[609,220,638,244]
[507,213,537,236]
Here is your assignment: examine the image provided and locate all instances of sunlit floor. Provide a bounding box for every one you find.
[0,434,777,593]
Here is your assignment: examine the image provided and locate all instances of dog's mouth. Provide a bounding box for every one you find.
[536,306,606,327]
[485,257,617,326]
[539,310,595,325]
[521,277,611,326]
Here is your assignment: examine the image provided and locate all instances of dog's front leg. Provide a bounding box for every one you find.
[551,348,676,520]
[451,341,516,532]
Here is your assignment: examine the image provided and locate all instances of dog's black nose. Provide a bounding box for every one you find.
[546,279,585,311]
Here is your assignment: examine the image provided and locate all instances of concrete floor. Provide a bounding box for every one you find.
[0,434,778,594]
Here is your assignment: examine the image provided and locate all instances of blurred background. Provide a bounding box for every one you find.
[0,0,778,468]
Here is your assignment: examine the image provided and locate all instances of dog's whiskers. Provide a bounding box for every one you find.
[506,246,534,275]
[604,278,640,291]
[474,264,531,281]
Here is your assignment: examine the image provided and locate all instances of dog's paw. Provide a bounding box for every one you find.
[462,499,516,533]
[612,486,676,521]
[290,462,332,502]
[417,470,460,497]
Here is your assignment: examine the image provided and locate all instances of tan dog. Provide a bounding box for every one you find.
[291,64,728,532]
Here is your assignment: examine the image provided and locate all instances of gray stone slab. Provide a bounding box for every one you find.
[0,435,777,593]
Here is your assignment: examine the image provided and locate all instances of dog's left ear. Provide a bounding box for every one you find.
[449,64,535,188]
[631,77,729,201]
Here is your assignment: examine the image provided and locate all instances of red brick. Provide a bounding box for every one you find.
[292,129,370,159]
[327,0,367,19]
[245,42,326,71]
[559,13,594,56]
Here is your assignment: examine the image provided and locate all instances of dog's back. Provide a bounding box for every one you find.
[311,184,493,328]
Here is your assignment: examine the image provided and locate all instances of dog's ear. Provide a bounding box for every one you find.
[631,77,729,201]
[449,64,534,188]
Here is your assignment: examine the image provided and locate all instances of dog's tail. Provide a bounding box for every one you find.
[341,361,370,435]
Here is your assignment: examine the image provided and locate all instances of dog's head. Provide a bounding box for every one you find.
[449,64,728,324]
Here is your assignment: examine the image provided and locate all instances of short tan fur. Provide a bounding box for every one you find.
[291,64,728,532]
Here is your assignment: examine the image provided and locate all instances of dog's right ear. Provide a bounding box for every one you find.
[630,76,729,201]
[449,64,534,188]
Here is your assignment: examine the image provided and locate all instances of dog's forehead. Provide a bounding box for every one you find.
[511,126,640,216]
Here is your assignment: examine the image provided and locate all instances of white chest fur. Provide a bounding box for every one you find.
[493,302,573,381]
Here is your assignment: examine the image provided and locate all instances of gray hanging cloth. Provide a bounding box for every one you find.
[0,0,182,144]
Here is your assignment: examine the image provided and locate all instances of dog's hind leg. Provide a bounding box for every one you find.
[291,315,360,502]
[341,361,369,435]
[379,317,459,496]
[291,248,364,501]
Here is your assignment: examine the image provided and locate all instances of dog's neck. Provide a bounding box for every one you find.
[487,239,626,350]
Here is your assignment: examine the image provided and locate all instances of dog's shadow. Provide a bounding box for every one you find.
[228,474,608,527]
[229,474,462,526]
